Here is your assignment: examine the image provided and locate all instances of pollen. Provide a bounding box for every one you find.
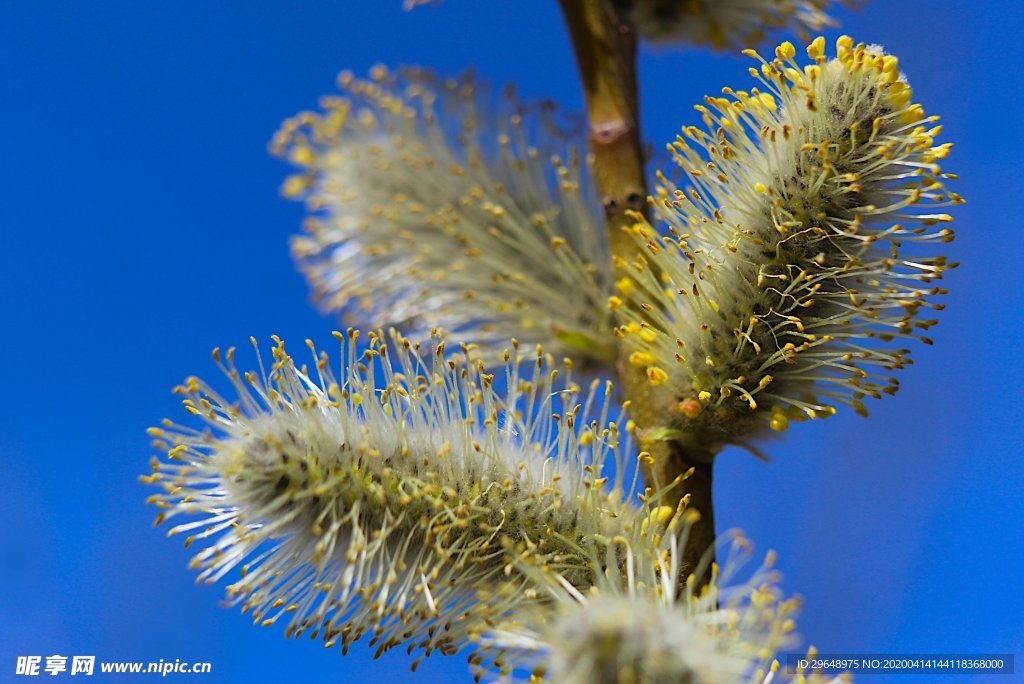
[769,409,789,433]
[646,367,669,386]
[807,36,825,59]
[678,398,702,419]
[775,41,796,60]
[629,351,656,368]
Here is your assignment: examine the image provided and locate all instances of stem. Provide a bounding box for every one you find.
[558,0,716,583]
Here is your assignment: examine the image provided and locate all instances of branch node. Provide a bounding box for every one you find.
[591,119,631,144]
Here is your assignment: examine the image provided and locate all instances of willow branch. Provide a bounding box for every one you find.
[558,0,716,583]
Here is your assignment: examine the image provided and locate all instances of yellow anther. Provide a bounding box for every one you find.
[646,367,669,386]
[775,42,796,60]
[288,145,315,166]
[629,351,656,368]
[649,505,675,528]
[678,398,702,419]
[902,103,925,124]
[615,277,635,295]
[888,81,912,107]
[769,409,789,433]
[807,36,826,60]
[281,175,308,198]
[836,35,854,60]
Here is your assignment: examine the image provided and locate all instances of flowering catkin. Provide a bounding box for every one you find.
[475,509,847,684]
[618,37,961,454]
[273,67,614,367]
[611,0,840,50]
[143,330,638,661]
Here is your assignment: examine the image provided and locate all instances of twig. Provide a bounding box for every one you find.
[558,0,716,584]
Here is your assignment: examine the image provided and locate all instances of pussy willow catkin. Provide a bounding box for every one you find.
[273,67,614,367]
[611,0,841,50]
[617,36,961,455]
[475,508,848,684]
[144,330,638,662]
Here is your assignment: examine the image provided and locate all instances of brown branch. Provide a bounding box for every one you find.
[558,0,716,584]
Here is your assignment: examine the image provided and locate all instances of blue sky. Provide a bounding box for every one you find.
[1,1,1021,682]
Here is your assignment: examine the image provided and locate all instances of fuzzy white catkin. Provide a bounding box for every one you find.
[143,329,640,662]
[475,509,852,684]
[273,67,615,368]
[616,37,961,455]
[611,0,841,50]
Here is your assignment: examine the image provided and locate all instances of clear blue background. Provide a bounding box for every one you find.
[1,2,1021,682]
